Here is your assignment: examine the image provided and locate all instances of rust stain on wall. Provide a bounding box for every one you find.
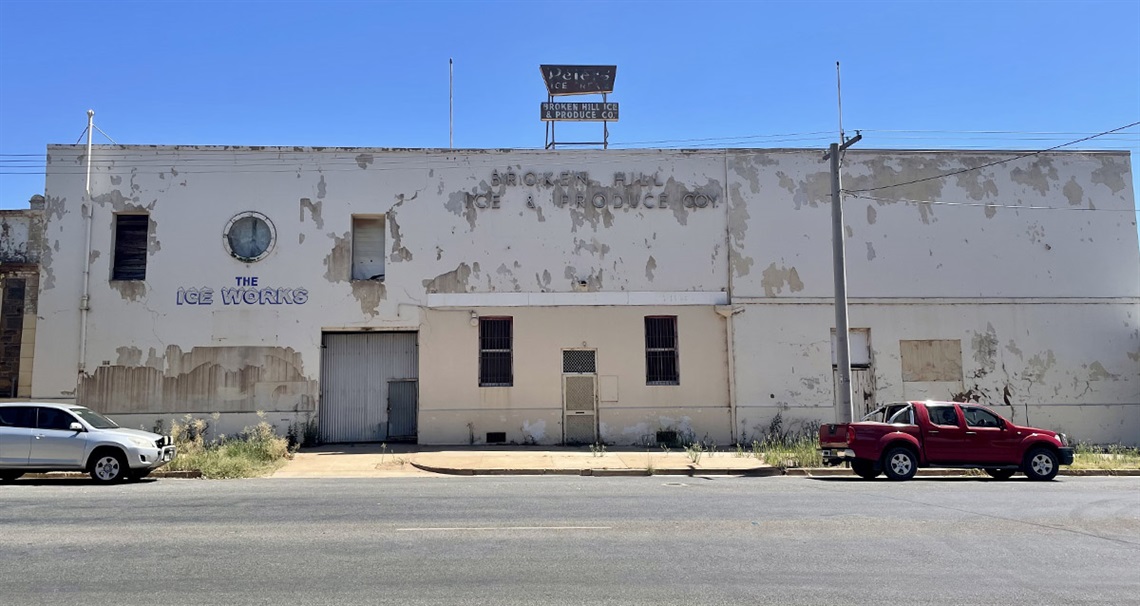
[78,345,317,414]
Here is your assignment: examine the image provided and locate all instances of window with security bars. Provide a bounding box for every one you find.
[645,316,679,385]
[479,317,513,386]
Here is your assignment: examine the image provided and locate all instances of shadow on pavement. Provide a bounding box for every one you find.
[807,476,1035,483]
[2,478,161,487]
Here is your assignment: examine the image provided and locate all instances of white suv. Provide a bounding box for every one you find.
[0,402,176,483]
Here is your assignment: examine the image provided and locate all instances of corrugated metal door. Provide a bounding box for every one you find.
[387,380,418,441]
[320,332,418,443]
[562,350,597,445]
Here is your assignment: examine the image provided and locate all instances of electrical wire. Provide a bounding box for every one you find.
[847,192,1139,213]
[845,121,1140,194]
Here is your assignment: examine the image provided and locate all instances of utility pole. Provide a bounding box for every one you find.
[824,61,861,424]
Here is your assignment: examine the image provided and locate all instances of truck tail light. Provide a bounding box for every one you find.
[847,426,856,444]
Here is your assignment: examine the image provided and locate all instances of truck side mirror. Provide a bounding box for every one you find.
[69,422,85,432]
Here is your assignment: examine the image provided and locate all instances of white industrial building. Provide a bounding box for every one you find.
[12,145,1138,445]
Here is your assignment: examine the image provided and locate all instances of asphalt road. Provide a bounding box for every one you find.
[1,476,1137,606]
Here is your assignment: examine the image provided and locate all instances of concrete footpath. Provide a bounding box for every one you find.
[271,444,780,478]
[17,444,1139,480]
[268,444,1140,479]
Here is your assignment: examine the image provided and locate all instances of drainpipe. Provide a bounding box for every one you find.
[719,151,744,443]
[78,110,94,380]
[716,305,744,443]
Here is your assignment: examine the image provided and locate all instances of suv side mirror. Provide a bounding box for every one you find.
[69,422,85,432]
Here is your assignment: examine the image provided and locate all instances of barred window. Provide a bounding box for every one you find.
[479,317,513,386]
[645,316,679,385]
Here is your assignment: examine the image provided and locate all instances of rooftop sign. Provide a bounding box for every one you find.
[540,65,617,96]
[540,102,619,122]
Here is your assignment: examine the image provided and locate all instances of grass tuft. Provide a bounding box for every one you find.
[1070,443,1140,470]
[163,414,291,479]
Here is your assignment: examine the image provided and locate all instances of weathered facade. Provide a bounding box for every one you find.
[0,197,44,398]
[25,145,1140,445]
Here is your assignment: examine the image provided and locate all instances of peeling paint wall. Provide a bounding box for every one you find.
[1,208,44,265]
[77,345,317,414]
[30,145,1139,444]
[1,206,44,399]
[734,151,1140,299]
[733,302,1140,445]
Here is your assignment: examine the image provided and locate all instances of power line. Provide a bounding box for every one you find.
[848,192,1139,213]
[845,121,1140,194]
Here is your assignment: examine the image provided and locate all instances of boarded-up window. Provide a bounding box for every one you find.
[900,340,963,382]
[645,316,679,385]
[112,214,148,280]
[479,317,512,386]
[351,215,385,281]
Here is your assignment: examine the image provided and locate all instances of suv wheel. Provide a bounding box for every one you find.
[89,451,128,483]
[882,447,918,481]
[1023,447,1059,481]
[851,459,880,480]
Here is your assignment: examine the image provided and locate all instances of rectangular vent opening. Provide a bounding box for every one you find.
[656,430,679,447]
[486,432,507,444]
[562,350,596,374]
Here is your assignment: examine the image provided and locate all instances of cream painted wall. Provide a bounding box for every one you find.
[419,306,729,445]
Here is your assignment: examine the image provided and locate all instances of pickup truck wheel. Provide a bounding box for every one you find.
[0,471,23,482]
[882,447,918,481]
[984,468,1016,480]
[851,459,880,480]
[1023,447,1059,481]
[89,451,128,483]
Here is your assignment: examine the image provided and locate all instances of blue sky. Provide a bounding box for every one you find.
[1,0,1137,211]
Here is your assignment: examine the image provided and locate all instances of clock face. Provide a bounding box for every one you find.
[223,212,275,262]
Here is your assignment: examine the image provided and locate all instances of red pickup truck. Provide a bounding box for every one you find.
[819,401,1074,481]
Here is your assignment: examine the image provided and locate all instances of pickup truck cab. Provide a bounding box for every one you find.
[819,401,1073,481]
[0,402,176,483]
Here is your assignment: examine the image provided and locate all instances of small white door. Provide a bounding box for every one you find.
[562,350,597,445]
